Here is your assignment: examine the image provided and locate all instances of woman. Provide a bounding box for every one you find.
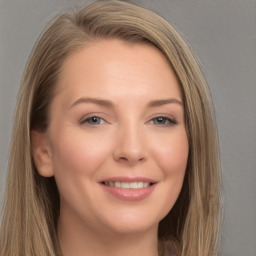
[0,1,221,256]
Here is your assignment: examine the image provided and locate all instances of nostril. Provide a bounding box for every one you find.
[113,143,148,164]
[118,155,146,164]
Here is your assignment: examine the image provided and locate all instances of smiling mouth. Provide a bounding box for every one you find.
[101,181,154,189]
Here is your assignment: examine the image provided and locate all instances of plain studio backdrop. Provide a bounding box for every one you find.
[0,0,255,255]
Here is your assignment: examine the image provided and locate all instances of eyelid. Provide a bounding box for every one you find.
[148,114,177,126]
[79,113,108,125]
[79,113,177,126]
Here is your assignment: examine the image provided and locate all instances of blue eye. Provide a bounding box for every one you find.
[151,116,177,126]
[81,116,104,125]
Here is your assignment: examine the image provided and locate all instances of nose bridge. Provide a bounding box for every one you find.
[113,118,147,164]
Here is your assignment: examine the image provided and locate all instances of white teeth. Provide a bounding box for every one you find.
[121,182,129,188]
[104,181,151,189]
[129,182,137,189]
[138,182,144,188]
[143,182,149,188]
[115,181,121,188]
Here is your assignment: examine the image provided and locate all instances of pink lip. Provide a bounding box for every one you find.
[99,176,157,201]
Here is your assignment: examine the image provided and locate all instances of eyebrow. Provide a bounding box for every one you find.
[69,97,114,109]
[147,98,183,107]
[69,97,183,109]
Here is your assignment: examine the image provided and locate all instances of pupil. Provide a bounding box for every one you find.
[157,117,164,123]
[89,116,100,124]
[92,117,98,123]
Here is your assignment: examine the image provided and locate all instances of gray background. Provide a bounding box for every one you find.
[0,0,255,255]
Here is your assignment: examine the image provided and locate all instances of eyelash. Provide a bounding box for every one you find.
[79,115,177,127]
[80,115,106,125]
[150,116,177,126]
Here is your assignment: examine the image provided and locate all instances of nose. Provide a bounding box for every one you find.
[113,124,148,165]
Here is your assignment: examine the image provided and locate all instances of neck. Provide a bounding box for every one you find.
[58,213,159,256]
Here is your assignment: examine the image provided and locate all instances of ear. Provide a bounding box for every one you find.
[31,130,54,177]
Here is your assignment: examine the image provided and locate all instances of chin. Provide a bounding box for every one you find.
[99,210,161,236]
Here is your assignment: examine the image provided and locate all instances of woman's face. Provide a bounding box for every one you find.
[35,39,189,236]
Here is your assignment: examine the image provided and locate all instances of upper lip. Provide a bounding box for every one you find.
[99,176,158,183]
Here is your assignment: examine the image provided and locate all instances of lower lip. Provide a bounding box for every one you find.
[100,183,157,201]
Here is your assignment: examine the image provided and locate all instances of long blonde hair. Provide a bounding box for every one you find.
[0,1,221,255]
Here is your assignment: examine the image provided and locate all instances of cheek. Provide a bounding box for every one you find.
[49,129,114,215]
[49,129,112,184]
[152,129,189,176]
[150,129,189,217]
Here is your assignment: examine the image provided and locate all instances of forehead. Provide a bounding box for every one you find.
[56,39,181,102]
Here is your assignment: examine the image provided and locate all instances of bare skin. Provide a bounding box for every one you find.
[32,39,188,256]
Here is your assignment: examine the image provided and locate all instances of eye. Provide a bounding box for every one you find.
[80,116,105,125]
[151,116,177,126]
